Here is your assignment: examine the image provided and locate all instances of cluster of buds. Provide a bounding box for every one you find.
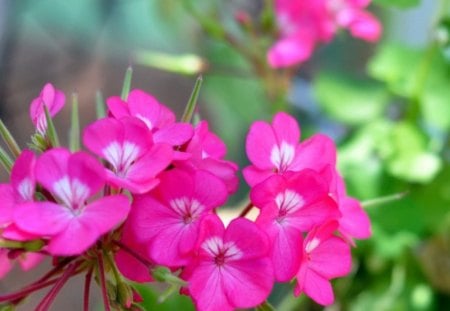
[0,76,370,310]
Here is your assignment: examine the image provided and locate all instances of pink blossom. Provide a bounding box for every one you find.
[268,0,381,68]
[182,215,274,311]
[244,112,336,187]
[107,89,194,147]
[13,148,130,256]
[83,117,173,194]
[176,121,239,194]
[251,170,340,281]
[0,249,13,279]
[294,221,351,305]
[124,169,228,267]
[29,83,65,134]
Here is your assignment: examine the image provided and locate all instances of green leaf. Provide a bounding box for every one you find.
[368,43,423,97]
[0,119,21,158]
[421,72,450,130]
[121,66,133,101]
[136,51,206,75]
[133,284,195,311]
[43,105,60,147]
[95,91,106,118]
[314,72,389,125]
[372,0,421,9]
[0,145,13,172]
[181,76,203,123]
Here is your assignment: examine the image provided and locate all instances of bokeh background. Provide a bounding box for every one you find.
[0,0,449,310]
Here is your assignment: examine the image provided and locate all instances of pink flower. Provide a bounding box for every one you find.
[0,249,13,279]
[251,170,340,281]
[244,112,336,187]
[124,169,228,267]
[294,221,351,306]
[182,215,274,311]
[29,83,65,134]
[13,148,130,256]
[107,89,194,147]
[268,0,381,68]
[176,121,239,194]
[83,117,173,194]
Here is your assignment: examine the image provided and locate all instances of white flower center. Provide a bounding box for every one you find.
[305,237,321,253]
[275,190,304,218]
[53,176,89,210]
[169,197,205,224]
[103,141,140,177]
[17,178,34,201]
[202,236,242,266]
[270,141,295,172]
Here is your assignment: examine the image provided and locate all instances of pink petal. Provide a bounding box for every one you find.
[68,152,106,197]
[309,236,351,279]
[2,223,41,241]
[18,253,44,271]
[295,268,335,306]
[127,90,167,130]
[339,197,371,239]
[224,258,274,308]
[11,150,36,202]
[242,165,273,187]
[35,148,71,192]
[272,112,300,145]
[83,118,125,158]
[246,121,277,169]
[250,174,285,208]
[349,10,381,42]
[0,185,14,224]
[267,33,315,68]
[14,202,73,236]
[106,171,159,194]
[154,123,194,146]
[193,170,228,209]
[0,250,13,279]
[106,96,130,119]
[291,134,337,172]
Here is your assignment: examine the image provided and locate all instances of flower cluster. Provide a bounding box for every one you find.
[0,82,370,310]
[268,0,382,68]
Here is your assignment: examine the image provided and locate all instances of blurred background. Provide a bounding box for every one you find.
[0,0,449,310]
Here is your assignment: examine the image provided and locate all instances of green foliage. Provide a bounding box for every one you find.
[133,283,195,311]
[373,0,422,9]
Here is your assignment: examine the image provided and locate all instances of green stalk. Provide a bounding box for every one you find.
[70,93,80,151]
[0,119,21,158]
[121,66,133,101]
[181,76,203,123]
[0,145,13,172]
[96,91,106,118]
[362,192,408,208]
[255,300,276,311]
[43,105,60,147]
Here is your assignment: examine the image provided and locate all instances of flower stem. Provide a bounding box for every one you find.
[239,202,254,218]
[97,250,111,311]
[83,267,93,311]
[113,240,154,268]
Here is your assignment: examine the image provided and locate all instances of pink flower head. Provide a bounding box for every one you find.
[125,169,228,267]
[268,0,381,68]
[182,215,274,311]
[13,148,130,256]
[83,117,173,194]
[294,221,351,306]
[176,121,239,194]
[29,83,65,134]
[244,112,336,187]
[251,170,339,281]
[107,89,194,147]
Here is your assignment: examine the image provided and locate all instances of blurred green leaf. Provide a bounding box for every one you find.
[133,284,195,311]
[314,72,389,125]
[368,43,423,97]
[373,0,421,9]
[136,51,206,75]
[421,72,450,131]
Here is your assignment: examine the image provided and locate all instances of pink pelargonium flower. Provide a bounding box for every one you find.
[29,83,65,134]
[181,215,274,311]
[0,249,13,279]
[107,89,194,147]
[13,148,130,256]
[124,169,228,267]
[0,244,44,280]
[251,170,340,281]
[83,117,173,194]
[244,112,336,187]
[175,121,239,194]
[294,221,351,306]
[268,0,381,68]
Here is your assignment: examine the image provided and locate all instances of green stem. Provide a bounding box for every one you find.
[95,91,106,118]
[121,66,133,101]
[43,105,60,147]
[70,93,80,151]
[0,144,13,172]
[0,119,21,158]
[362,191,409,208]
[181,76,203,123]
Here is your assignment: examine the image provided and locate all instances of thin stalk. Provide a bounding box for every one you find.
[0,279,58,303]
[70,93,80,151]
[181,76,203,123]
[0,119,21,157]
[97,251,111,311]
[121,66,133,101]
[0,144,13,172]
[43,105,60,147]
[113,240,154,268]
[96,91,106,118]
[362,192,408,208]
[83,267,93,311]
[35,262,81,311]
[239,202,254,218]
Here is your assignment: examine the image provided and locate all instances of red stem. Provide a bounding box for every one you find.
[239,202,254,218]
[83,267,93,311]
[35,261,81,311]
[97,251,111,311]
[0,279,58,303]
